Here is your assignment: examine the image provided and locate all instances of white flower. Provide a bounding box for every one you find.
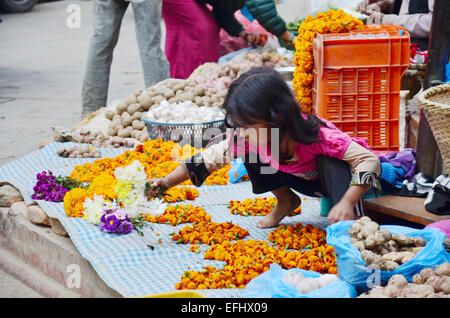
[113,161,167,218]
[83,194,107,225]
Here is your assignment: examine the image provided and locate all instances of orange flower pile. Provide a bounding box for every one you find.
[268,223,327,250]
[203,164,250,186]
[175,239,337,290]
[162,186,199,203]
[228,197,302,217]
[63,188,89,218]
[87,173,118,201]
[145,204,211,226]
[69,139,242,186]
[171,221,249,245]
[292,9,364,113]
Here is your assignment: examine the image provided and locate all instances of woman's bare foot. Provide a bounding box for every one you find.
[256,189,301,229]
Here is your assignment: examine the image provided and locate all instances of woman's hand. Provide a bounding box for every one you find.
[239,31,267,47]
[327,199,356,224]
[280,30,295,47]
[145,178,170,199]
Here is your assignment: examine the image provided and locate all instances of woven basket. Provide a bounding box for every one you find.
[417,83,450,173]
[141,116,225,148]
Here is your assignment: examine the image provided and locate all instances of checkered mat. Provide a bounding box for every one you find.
[0,142,327,297]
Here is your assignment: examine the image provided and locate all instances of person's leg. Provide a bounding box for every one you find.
[162,0,220,79]
[81,0,128,118]
[317,155,364,217]
[132,0,170,88]
[243,154,312,228]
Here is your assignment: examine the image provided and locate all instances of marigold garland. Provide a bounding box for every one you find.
[268,223,327,250]
[162,186,199,203]
[171,221,250,245]
[63,187,89,218]
[69,139,240,186]
[145,204,211,226]
[228,197,301,217]
[175,239,337,290]
[292,9,364,113]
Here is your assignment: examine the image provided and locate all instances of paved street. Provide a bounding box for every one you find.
[0,0,310,297]
[0,0,312,167]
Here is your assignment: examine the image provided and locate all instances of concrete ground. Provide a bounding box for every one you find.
[0,0,312,167]
[0,267,43,298]
[0,0,310,297]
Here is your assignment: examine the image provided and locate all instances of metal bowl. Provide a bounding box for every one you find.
[141,116,226,148]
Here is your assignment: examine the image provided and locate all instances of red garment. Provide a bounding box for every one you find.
[162,0,221,79]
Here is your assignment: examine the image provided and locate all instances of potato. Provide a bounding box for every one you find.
[124,95,137,105]
[116,103,128,115]
[173,82,185,92]
[168,97,176,104]
[186,80,196,87]
[183,92,195,101]
[153,95,166,105]
[202,96,211,105]
[127,103,141,115]
[131,111,143,121]
[175,89,184,96]
[133,89,143,97]
[194,86,206,96]
[107,128,117,136]
[132,119,145,130]
[163,88,175,99]
[104,109,115,120]
[194,96,203,105]
[139,94,154,110]
[121,112,132,127]
[154,85,167,96]
[117,126,132,138]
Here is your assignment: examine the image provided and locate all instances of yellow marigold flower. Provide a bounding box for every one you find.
[292,9,364,113]
[63,187,89,218]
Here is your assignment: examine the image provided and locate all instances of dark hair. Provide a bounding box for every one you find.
[223,67,323,145]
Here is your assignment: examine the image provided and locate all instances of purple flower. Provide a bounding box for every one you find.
[104,214,119,232]
[116,221,133,234]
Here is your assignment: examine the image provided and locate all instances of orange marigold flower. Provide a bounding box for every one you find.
[63,187,89,218]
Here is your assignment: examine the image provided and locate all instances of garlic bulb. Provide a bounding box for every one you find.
[144,100,225,124]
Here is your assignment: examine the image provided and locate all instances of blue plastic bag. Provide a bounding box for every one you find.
[326,221,449,293]
[241,264,357,298]
[228,158,248,184]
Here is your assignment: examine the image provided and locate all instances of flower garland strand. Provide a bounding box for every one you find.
[292,9,364,113]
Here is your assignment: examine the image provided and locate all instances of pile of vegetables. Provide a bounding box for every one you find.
[105,79,228,137]
[143,100,224,124]
[57,145,101,158]
[348,217,427,271]
[192,50,294,91]
[359,263,450,298]
[70,128,140,148]
[282,271,338,294]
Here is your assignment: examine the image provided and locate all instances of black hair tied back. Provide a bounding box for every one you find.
[223,67,323,145]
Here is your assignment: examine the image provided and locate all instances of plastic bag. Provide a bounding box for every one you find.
[220,10,273,56]
[326,221,449,292]
[241,264,357,298]
[228,158,248,184]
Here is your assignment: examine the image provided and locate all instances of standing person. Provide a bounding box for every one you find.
[162,0,295,79]
[357,0,434,50]
[81,0,170,118]
[147,68,381,228]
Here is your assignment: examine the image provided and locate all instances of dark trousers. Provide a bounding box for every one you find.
[243,154,364,216]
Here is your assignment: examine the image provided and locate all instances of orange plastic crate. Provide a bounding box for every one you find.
[312,25,410,151]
